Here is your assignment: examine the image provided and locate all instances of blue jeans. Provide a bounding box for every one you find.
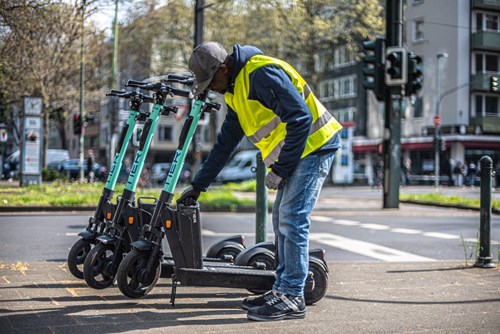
[272,152,335,296]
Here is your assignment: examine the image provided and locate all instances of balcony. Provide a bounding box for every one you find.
[472,0,500,10]
[471,116,500,133]
[471,73,492,92]
[472,31,500,51]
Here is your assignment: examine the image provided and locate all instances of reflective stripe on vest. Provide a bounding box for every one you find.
[225,55,342,167]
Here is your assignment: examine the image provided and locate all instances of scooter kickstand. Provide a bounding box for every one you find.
[169,275,178,308]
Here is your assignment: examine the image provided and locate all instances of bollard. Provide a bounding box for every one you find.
[474,156,496,268]
[255,152,268,243]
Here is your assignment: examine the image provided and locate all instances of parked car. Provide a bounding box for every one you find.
[2,149,69,179]
[56,159,108,181]
[215,150,258,183]
[151,162,191,186]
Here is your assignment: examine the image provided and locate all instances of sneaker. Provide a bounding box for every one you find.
[247,293,306,321]
[242,290,276,310]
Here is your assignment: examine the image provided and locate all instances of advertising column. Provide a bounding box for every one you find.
[20,97,43,186]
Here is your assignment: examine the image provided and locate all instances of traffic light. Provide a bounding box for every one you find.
[73,114,82,135]
[385,47,407,86]
[406,53,423,96]
[440,137,446,151]
[362,38,385,101]
[490,75,499,92]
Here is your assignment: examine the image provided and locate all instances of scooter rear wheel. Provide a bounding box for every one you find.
[304,259,329,305]
[216,244,245,261]
[83,243,115,289]
[116,249,161,298]
[67,238,94,279]
[246,252,276,294]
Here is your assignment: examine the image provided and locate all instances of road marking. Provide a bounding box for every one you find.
[359,223,390,230]
[422,232,460,240]
[391,228,422,234]
[65,232,79,237]
[309,233,436,262]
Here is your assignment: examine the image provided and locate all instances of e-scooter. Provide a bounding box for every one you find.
[67,90,154,279]
[83,76,245,294]
[82,84,179,291]
[116,86,329,306]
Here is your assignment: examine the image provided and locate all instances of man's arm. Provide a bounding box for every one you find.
[190,108,245,192]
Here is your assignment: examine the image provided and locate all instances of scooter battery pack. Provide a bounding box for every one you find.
[176,204,203,269]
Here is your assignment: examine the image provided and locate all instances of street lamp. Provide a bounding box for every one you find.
[434,53,448,188]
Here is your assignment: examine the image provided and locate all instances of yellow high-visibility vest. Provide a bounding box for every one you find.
[225,54,342,167]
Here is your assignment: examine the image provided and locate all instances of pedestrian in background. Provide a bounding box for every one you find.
[86,149,95,183]
[178,42,342,321]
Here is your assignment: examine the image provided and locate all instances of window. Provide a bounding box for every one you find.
[413,19,424,42]
[476,12,500,32]
[485,54,499,72]
[412,96,424,118]
[474,53,499,73]
[485,96,499,116]
[486,14,498,31]
[334,107,356,123]
[319,75,357,102]
[333,45,355,68]
[157,125,172,142]
[338,75,357,99]
[475,95,499,117]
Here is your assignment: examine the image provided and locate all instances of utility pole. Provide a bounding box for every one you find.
[78,0,86,181]
[191,0,204,173]
[383,0,403,208]
[109,0,120,167]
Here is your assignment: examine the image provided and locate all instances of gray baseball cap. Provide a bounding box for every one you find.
[188,42,228,96]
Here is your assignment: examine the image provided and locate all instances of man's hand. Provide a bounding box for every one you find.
[265,171,285,190]
[177,186,201,206]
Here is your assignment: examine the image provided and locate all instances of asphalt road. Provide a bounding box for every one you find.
[0,200,497,264]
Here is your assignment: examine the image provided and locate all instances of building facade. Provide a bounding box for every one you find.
[335,0,500,186]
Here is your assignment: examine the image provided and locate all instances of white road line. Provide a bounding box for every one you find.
[422,232,460,240]
[359,223,390,230]
[390,228,422,234]
[65,232,79,237]
[309,233,436,262]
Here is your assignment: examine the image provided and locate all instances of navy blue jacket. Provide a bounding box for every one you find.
[191,44,340,192]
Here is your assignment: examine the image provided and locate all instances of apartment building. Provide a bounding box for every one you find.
[332,0,500,185]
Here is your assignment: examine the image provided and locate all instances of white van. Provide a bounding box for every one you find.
[216,150,259,183]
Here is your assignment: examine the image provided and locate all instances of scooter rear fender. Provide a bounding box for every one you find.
[205,235,245,258]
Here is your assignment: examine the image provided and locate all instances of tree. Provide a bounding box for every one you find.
[0,0,109,163]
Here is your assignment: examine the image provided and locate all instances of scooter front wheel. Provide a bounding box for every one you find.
[116,249,161,298]
[67,238,95,279]
[83,243,115,289]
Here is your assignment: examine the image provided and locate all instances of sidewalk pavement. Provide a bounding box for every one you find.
[0,261,499,334]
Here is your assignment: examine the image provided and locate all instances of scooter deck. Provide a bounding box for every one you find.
[174,264,275,290]
[160,257,251,279]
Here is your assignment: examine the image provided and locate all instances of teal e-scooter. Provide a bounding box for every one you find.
[67,90,154,279]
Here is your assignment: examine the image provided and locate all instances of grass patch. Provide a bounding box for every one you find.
[0,181,256,209]
[400,193,500,211]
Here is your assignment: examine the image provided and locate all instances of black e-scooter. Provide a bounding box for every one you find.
[67,90,154,279]
[116,86,329,306]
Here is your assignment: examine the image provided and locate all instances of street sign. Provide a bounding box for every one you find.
[434,115,441,127]
[0,128,7,142]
